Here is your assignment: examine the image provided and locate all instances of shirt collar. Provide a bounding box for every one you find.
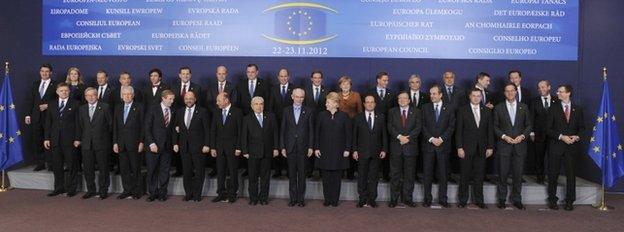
[224,104,231,112]
[400,106,409,111]
[186,104,195,111]
[89,102,98,107]
[160,103,169,111]
[58,97,68,102]
[470,103,480,109]
[124,101,133,107]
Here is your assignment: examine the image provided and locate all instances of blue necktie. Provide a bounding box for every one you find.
[294,107,300,124]
[435,104,440,122]
[281,85,286,98]
[314,87,320,102]
[257,113,263,128]
[249,81,255,96]
[59,100,65,117]
[222,109,227,125]
[123,104,130,124]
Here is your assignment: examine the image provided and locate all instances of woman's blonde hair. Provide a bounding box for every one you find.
[65,67,84,84]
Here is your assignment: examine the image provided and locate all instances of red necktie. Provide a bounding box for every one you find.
[181,84,187,97]
[564,105,570,123]
[401,109,407,128]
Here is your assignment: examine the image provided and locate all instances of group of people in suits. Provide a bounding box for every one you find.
[27,63,584,211]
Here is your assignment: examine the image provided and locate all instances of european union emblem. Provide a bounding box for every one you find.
[587,77,624,188]
[263,2,338,45]
[0,70,24,171]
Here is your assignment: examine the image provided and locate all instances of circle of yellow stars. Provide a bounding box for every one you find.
[591,111,622,159]
[0,103,20,144]
[287,10,313,37]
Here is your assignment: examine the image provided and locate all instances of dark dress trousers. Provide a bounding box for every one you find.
[280,105,315,203]
[455,104,494,205]
[25,79,57,167]
[210,106,243,199]
[44,98,80,194]
[144,104,175,199]
[314,111,352,204]
[546,102,585,204]
[113,102,145,197]
[421,102,455,204]
[173,106,211,200]
[529,95,558,179]
[387,106,421,203]
[142,83,170,108]
[493,101,532,204]
[365,87,396,180]
[76,102,113,195]
[241,112,279,202]
[268,83,295,176]
[236,78,269,115]
[352,111,387,203]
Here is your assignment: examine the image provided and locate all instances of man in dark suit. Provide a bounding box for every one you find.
[268,68,294,178]
[546,85,585,211]
[143,68,170,108]
[366,71,396,181]
[25,63,57,171]
[75,87,113,200]
[493,83,532,210]
[303,70,327,177]
[280,88,315,207]
[171,66,203,177]
[455,88,494,209]
[172,91,211,202]
[421,85,455,208]
[441,71,467,110]
[205,65,237,177]
[241,96,279,205]
[144,90,176,202]
[352,95,387,208]
[475,72,496,110]
[43,83,79,197]
[112,86,144,200]
[508,70,531,105]
[529,80,558,184]
[407,74,429,109]
[94,70,115,107]
[112,72,143,108]
[210,92,243,203]
[387,92,421,208]
[237,64,269,115]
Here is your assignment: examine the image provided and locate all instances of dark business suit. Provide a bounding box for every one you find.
[314,111,352,204]
[173,106,211,200]
[113,102,144,197]
[421,102,455,204]
[387,106,421,203]
[241,112,278,202]
[76,102,113,195]
[455,104,494,205]
[366,87,396,180]
[144,104,175,199]
[529,95,558,180]
[493,101,532,204]
[269,83,294,176]
[303,84,327,175]
[112,86,143,110]
[171,81,203,175]
[352,111,387,203]
[516,86,532,106]
[237,78,269,115]
[210,106,243,200]
[44,98,80,194]
[204,80,237,173]
[25,79,57,167]
[408,90,430,109]
[280,105,314,203]
[93,84,115,107]
[546,102,585,204]
[441,85,467,110]
[142,83,169,108]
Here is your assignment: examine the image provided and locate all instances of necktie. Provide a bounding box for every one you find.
[434,104,440,122]
[257,113,263,128]
[219,82,224,93]
[249,80,255,96]
[564,104,570,123]
[412,93,418,106]
[517,87,522,102]
[543,97,550,109]
[164,108,170,127]
[98,86,104,99]
[185,108,192,128]
[294,107,300,124]
[281,85,286,98]
[509,103,516,126]
[182,84,187,97]
[401,109,407,128]
[59,100,66,117]
[89,105,95,122]
[446,87,452,102]
[123,104,130,124]
[481,90,487,105]
[379,89,385,100]
[367,112,373,130]
[39,81,46,98]
[314,87,320,102]
[473,106,480,128]
[222,109,227,125]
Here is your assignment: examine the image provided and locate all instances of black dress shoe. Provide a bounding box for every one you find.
[132,194,141,200]
[357,200,366,208]
[404,201,417,208]
[33,165,46,172]
[439,202,450,208]
[476,203,488,209]
[564,203,574,211]
[47,190,65,197]
[457,203,467,208]
[66,192,77,197]
[288,201,296,207]
[82,192,96,199]
[260,200,268,205]
[323,201,331,207]
[99,193,108,200]
[194,197,202,202]
[212,195,226,203]
[388,201,397,208]
[422,202,431,208]
[228,197,237,203]
[497,201,506,209]
[298,201,305,207]
[548,202,559,210]
[183,196,192,201]
[117,193,132,200]
[146,195,157,202]
[158,196,168,201]
[513,202,526,210]
[249,200,258,205]
[369,201,378,208]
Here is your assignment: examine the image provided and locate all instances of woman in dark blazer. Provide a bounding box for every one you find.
[314,92,352,207]
[65,67,86,104]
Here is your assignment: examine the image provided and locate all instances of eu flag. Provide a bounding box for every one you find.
[587,78,624,188]
[274,8,327,41]
[0,71,24,171]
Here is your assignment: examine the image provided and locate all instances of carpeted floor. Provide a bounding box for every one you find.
[0,189,622,232]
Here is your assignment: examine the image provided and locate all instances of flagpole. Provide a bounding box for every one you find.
[594,66,612,211]
[0,61,9,192]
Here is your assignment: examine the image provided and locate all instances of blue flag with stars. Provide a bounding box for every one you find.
[587,78,624,188]
[0,72,24,171]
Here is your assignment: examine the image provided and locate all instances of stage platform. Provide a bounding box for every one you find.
[7,165,600,205]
